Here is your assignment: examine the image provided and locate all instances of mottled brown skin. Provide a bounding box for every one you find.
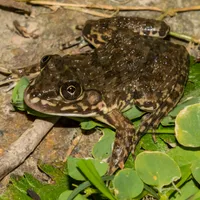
[82,16,170,48]
[24,17,189,174]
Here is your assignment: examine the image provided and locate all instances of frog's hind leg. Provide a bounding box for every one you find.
[133,75,187,152]
[102,109,137,175]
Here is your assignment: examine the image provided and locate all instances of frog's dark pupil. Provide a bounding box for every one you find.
[67,85,76,95]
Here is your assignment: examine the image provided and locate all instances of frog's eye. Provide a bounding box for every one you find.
[40,55,51,68]
[60,81,82,100]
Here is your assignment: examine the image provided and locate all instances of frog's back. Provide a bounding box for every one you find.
[87,33,189,114]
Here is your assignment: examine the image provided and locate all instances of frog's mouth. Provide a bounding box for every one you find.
[24,86,108,118]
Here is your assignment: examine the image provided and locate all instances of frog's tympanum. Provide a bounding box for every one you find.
[24,17,190,174]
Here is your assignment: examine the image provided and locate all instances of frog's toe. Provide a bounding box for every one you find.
[0,76,19,87]
[59,36,87,50]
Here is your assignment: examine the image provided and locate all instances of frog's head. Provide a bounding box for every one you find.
[24,54,107,117]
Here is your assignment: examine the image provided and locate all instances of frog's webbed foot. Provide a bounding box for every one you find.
[0,68,19,89]
[59,36,86,50]
[0,63,40,90]
[105,109,137,175]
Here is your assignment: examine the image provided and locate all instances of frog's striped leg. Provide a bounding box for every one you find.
[132,70,189,155]
[103,109,136,175]
[59,36,88,50]
[0,63,40,88]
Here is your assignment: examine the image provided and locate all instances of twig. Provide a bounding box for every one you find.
[0,117,59,180]
[0,0,31,14]
[29,1,163,12]
[157,6,200,20]
[26,1,200,20]
[62,7,114,18]
[63,134,82,162]
[173,5,200,13]
[170,31,200,44]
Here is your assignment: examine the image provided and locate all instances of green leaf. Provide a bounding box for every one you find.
[166,164,192,198]
[185,61,200,95]
[175,103,200,147]
[77,159,116,200]
[167,146,200,167]
[178,164,192,187]
[38,162,69,186]
[123,105,144,120]
[12,77,29,111]
[191,159,200,184]
[23,173,44,188]
[67,157,108,181]
[124,154,135,169]
[139,134,169,152]
[37,184,68,200]
[135,151,181,192]
[158,133,176,147]
[187,190,200,200]
[0,175,34,200]
[80,120,104,130]
[0,163,70,200]
[0,184,32,200]
[92,128,115,160]
[59,190,87,200]
[170,179,199,200]
[37,163,69,200]
[67,176,114,200]
[162,89,200,126]
[112,169,144,199]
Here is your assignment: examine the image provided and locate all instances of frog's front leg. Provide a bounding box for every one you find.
[100,109,137,174]
[0,63,40,89]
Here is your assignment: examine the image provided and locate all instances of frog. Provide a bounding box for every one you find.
[24,16,190,174]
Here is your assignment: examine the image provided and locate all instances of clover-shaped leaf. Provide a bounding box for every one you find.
[175,103,200,147]
[135,151,181,192]
[112,169,144,200]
